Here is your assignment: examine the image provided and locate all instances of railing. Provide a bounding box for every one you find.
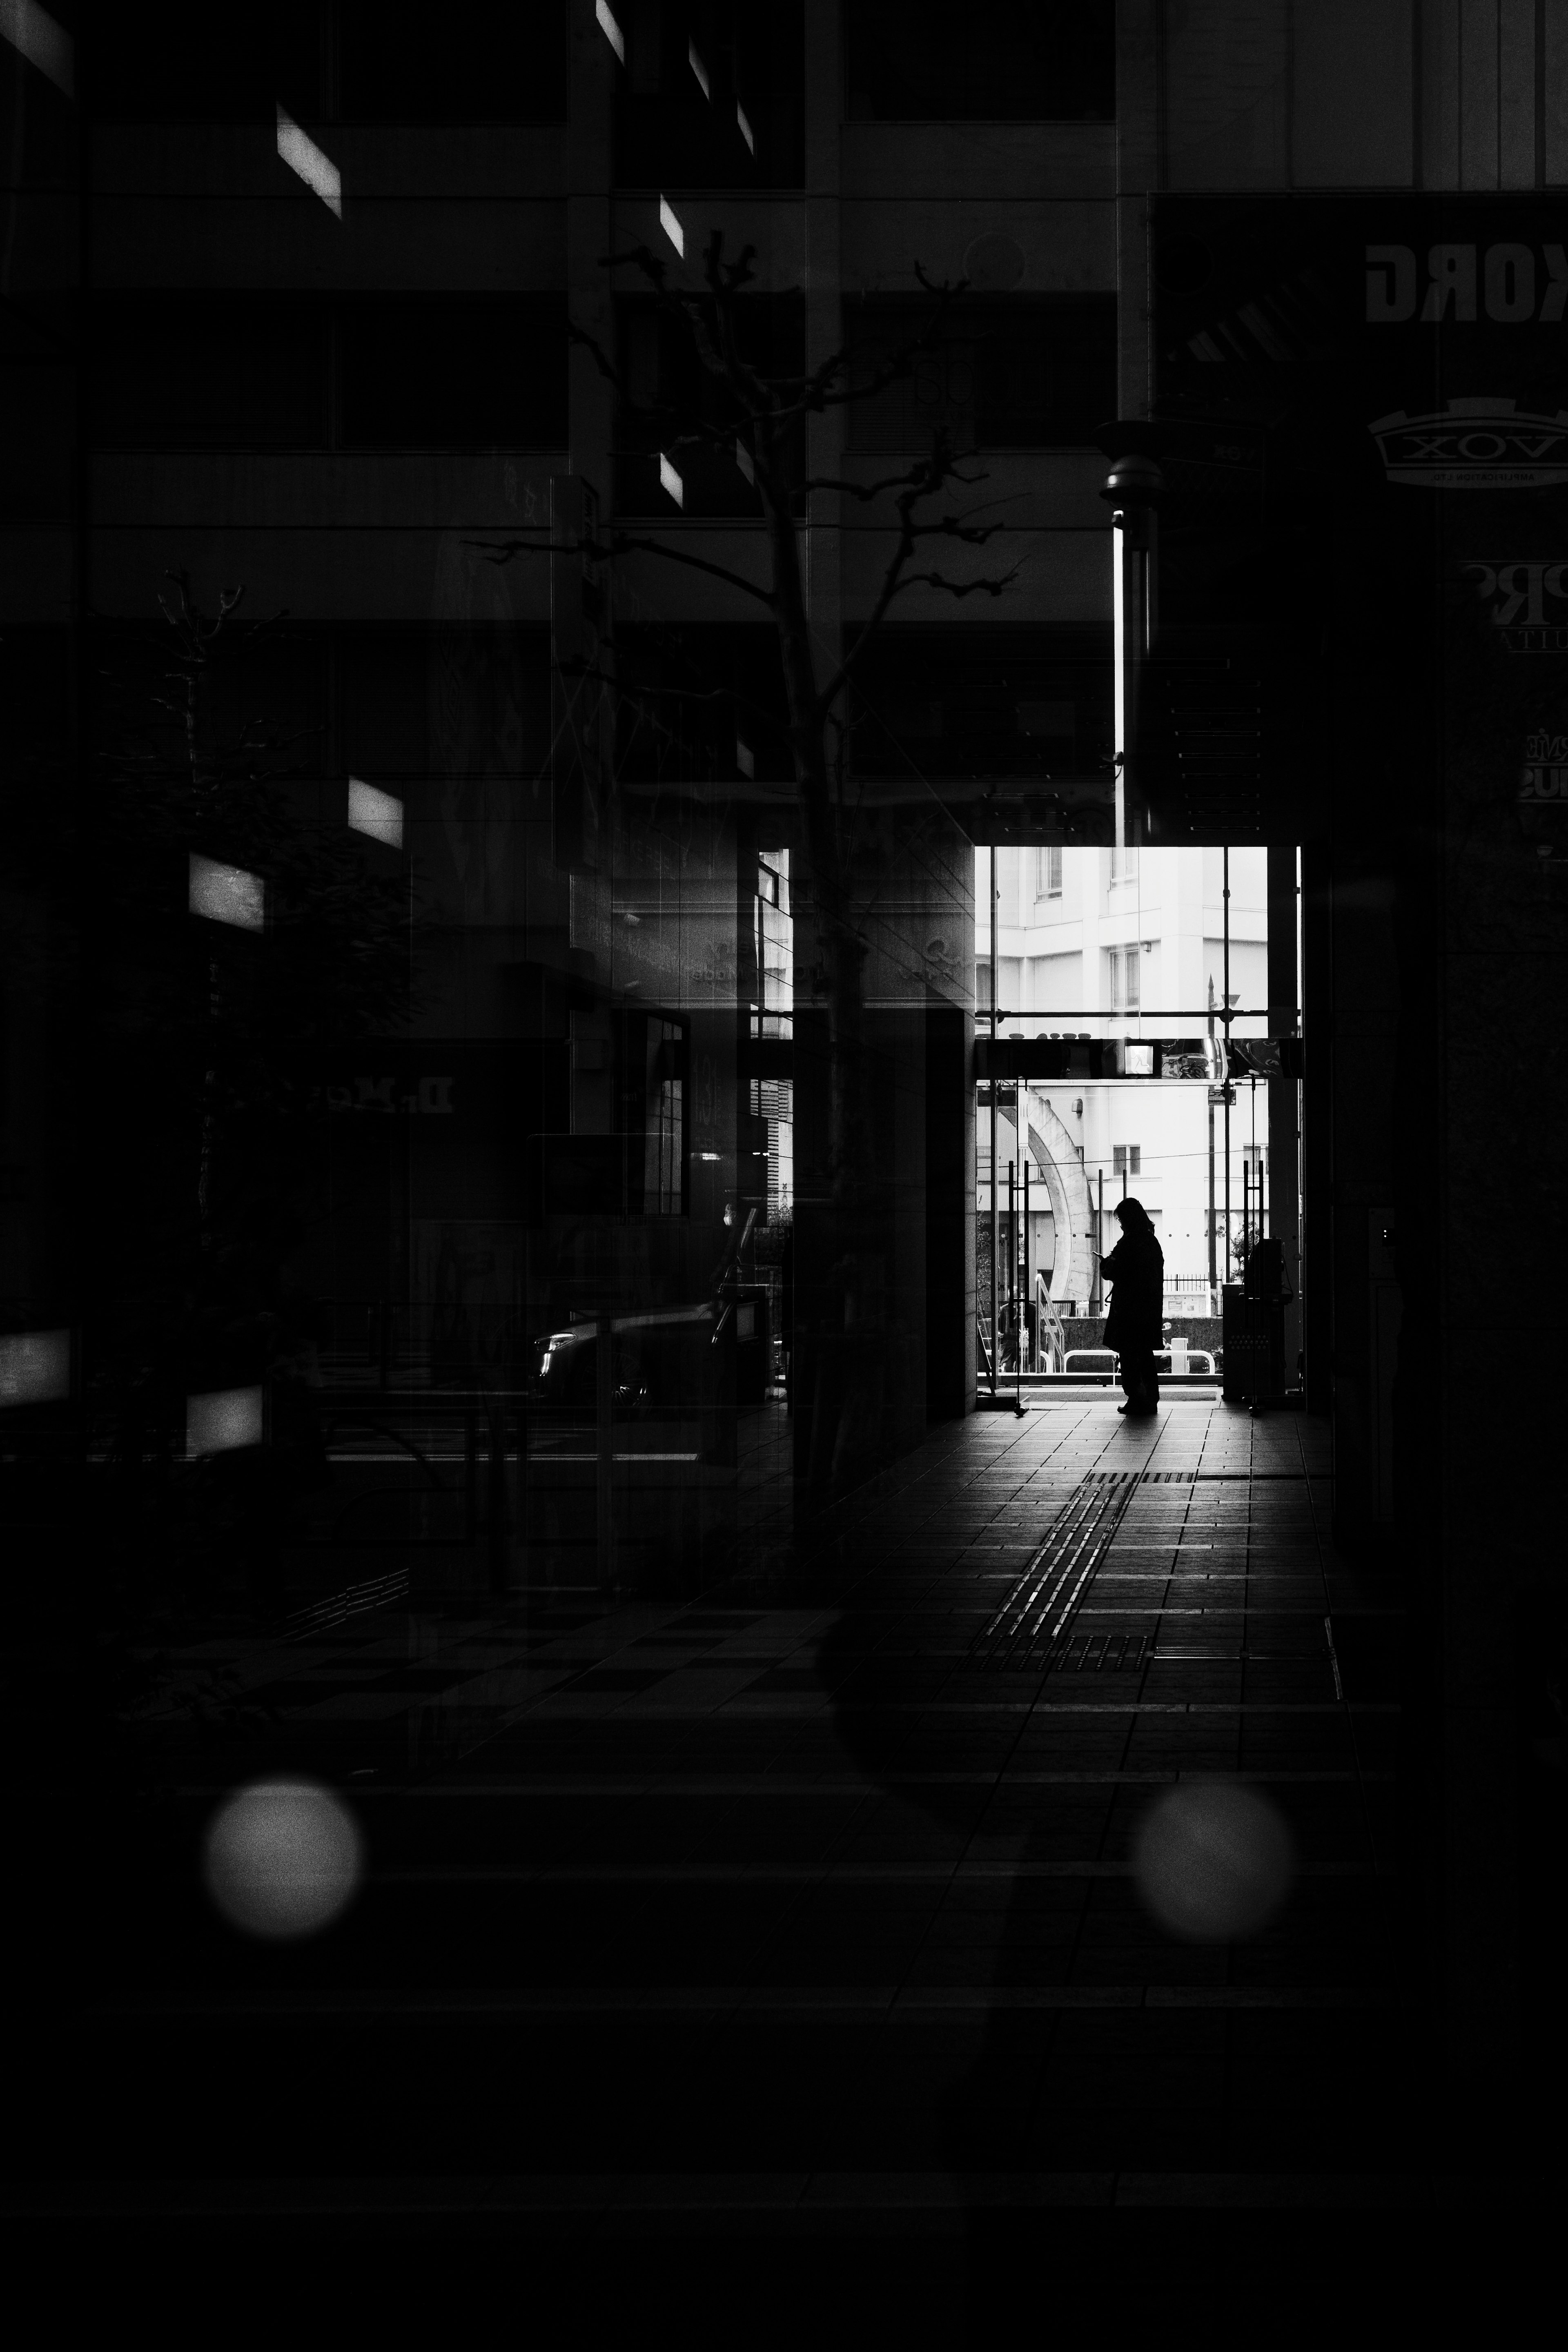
[1055,1348,1216,1379]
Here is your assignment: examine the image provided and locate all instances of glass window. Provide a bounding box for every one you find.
[641,1019,685,1216]
[1036,844,1063,897]
[615,296,804,517]
[754,851,793,1040]
[87,2,321,121]
[845,0,1114,122]
[339,1,569,123]
[1109,947,1140,1011]
[91,299,329,449]
[615,0,804,188]
[340,298,568,448]
[846,296,1116,453]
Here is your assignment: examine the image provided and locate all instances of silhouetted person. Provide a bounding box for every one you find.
[1242,1232,1291,1301]
[1100,1196,1164,1415]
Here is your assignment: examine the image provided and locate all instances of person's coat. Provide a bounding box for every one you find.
[1101,1215,1164,1356]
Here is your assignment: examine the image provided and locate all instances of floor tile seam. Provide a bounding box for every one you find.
[273,1770,1394,1800]
[23,2171,1560,2217]
[364,1861,1392,1885]
[76,1985,1402,2023]
[358,1698,1401,1721]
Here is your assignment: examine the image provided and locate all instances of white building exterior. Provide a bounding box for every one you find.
[976,844,1273,1306]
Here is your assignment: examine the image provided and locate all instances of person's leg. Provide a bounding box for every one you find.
[1124,1345,1156,1413]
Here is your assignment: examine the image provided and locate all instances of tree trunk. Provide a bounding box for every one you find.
[759,443,884,1506]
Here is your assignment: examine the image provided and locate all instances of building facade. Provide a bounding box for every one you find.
[3,0,1567,2114]
[979,840,1273,1305]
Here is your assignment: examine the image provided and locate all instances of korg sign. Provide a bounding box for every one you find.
[1366,243,1568,324]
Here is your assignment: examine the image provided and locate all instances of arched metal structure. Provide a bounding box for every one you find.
[989,1093,1096,1321]
[1025,1096,1096,1311]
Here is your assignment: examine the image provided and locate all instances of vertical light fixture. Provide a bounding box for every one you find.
[1100,451,1163,856]
[990,845,999,1401]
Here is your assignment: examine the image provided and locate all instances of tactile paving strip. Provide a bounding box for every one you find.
[970,1474,1143,1672]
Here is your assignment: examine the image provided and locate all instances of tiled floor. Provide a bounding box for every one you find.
[14,1392,1509,2279]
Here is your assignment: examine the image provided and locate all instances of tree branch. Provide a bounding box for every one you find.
[888,566,1022,601]
[608,533,777,608]
[474,524,774,608]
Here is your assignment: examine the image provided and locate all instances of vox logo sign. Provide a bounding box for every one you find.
[1366,243,1568,323]
[1368,399,1568,488]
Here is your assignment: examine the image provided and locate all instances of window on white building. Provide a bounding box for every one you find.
[1109,946,1140,1010]
[1035,842,1062,898]
[1113,1145,1141,1176]
[1109,843,1139,883]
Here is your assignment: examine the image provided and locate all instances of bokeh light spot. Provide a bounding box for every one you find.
[204,1780,364,1941]
[1131,1778,1296,1943]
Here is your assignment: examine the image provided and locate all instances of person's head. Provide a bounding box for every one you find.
[1115,1197,1154,1235]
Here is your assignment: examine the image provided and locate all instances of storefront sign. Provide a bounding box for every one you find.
[1365,242,1568,325]
[1461,560,1568,650]
[1519,733,1568,801]
[1369,399,1568,490]
[325,1076,455,1114]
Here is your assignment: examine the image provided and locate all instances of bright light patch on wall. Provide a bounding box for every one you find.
[734,437,754,484]
[0,1328,70,1408]
[187,1386,265,1457]
[276,104,342,217]
[735,737,754,779]
[0,0,72,95]
[595,0,624,62]
[659,196,685,257]
[1125,1044,1155,1076]
[347,777,404,849]
[688,38,710,98]
[736,100,755,154]
[189,853,265,931]
[659,453,684,507]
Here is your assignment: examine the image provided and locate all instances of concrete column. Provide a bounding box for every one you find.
[1300,840,1333,1419]
[566,13,616,479]
[802,0,843,664]
[1115,0,1161,415]
[1267,843,1302,1383]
